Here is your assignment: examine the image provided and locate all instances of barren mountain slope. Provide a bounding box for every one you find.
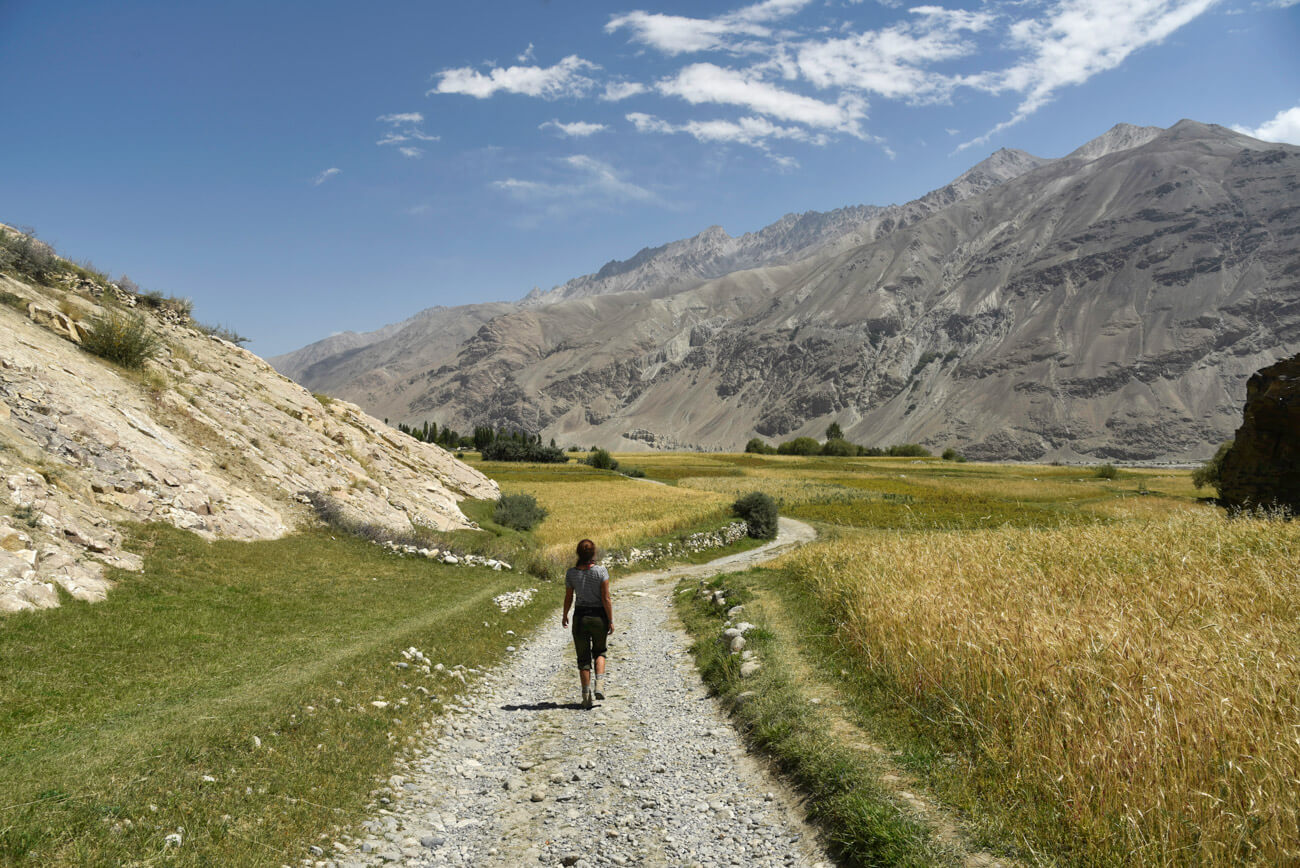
[281,121,1300,460]
[0,255,496,613]
[273,147,1048,418]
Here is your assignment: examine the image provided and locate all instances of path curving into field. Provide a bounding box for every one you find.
[341,518,827,868]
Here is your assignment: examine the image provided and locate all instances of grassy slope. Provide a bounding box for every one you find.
[0,525,559,866]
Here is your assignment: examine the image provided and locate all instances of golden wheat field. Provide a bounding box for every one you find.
[485,462,731,559]
[504,453,1300,863]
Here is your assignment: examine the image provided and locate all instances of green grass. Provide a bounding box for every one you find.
[676,569,949,867]
[0,524,559,866]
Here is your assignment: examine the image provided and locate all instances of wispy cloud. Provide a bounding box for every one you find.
[1232,104,1300,144]
[540,119,609,137]
[432,55,599,99]
[313,167,340,186]
[957,0,1218,150]
[657,63,867,135]
[606,0,814,55]
[376,112,439,152]
[602,80,648,101]
[492,154,663,215]
[627,111,821,147]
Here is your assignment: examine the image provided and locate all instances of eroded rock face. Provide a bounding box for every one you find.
[1218,354,1300,512]
[0,268,498,613]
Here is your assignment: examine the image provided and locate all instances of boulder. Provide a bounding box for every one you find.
[1219,353,1300,513]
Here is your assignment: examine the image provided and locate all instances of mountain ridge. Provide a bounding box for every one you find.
[274,121,1300,461]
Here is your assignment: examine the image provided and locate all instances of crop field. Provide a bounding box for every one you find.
[611,452,1297,864]
[476,459,732,560]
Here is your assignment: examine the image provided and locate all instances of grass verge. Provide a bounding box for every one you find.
[0,524,558,866]
[675,567,952,867]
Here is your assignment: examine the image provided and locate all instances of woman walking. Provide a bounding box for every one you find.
[561,538,613,709]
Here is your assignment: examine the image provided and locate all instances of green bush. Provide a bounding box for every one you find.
[941,448,966,462]
[194,321,250,345]
[0,289,26,312]
[480,439,568,463]
[1094,464,1118,479]
[820,438,856,457]
[80,309,160,369]
[583,448,619,471]
[733,491,778,539]
[885,443,931,457]
[493,493,548,531]
[744,437,777,455]
[777,437,821,456]
[825,422,844,441]
[621,467,646,478]
[1192,440,1233,496]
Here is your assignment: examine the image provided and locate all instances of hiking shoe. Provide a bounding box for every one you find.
[593,676,605,701]
[582,687,593,710]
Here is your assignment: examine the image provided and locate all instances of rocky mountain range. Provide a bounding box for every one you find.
[273,121,1300,461]
[0,244,496,613]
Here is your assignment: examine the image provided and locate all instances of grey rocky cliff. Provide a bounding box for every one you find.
[0,263,497,614]
[278,121,1300,461]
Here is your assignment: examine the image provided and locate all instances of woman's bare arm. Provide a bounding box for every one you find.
[601,580,614,634]
[562,586,574,627]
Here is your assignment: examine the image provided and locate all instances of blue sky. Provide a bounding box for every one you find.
[1,0,1296,356]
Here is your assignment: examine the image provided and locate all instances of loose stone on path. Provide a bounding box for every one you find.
[338,519,828,868]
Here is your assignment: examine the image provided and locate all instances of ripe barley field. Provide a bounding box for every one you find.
[592,452,1297,864]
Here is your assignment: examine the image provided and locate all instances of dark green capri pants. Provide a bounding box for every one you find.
[572,606,608,671]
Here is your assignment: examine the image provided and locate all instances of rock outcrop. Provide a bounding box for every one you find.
[0,253,497,614]
[1218,353,1300,512]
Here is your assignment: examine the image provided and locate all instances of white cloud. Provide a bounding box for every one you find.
[1232,104,1300,144]
[492,155,662,212]
[376,113,439,149]
[518,43,536,62]
[606,0,813,55]
[795,11,988,103]
[627,111,821,147]
[958,0,1217,149]
[657,63,866,134]
[313,167,340,185]
[540,119,609,137]
[432,55,599,99]
[602,80,648,101]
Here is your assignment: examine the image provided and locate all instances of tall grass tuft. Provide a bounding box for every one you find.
[778,509,1300,863]
[80,309,161,369]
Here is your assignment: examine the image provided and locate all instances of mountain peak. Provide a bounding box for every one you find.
[1065,122,1164,162]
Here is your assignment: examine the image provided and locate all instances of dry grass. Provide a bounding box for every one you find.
[777,509,1300,864]
[496,472,731,559]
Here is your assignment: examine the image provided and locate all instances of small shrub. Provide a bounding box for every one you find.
[941,448,966,462]
[195,321,250,345]
[0,290,25,311]
[1094,464,1118,480]
[80,309,160,369]
[1192,440,1233,497]
[733,491,778,540]
[621,467,646,478]
[583,448,619,471]
[820,438,856,457]
[744,437,776,455]
[777,437,821,456]
[493,493,548,531]
[885,443,931,457]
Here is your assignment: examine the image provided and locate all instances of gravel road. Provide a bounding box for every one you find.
[338,517,827,868]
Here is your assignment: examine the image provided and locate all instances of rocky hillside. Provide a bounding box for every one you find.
[0,240,497,613]
[276,121,1300,461]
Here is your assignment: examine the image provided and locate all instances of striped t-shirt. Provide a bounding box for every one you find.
[565,564,609,609]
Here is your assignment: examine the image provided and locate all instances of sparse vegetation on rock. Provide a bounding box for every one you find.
[79,308,161,369]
